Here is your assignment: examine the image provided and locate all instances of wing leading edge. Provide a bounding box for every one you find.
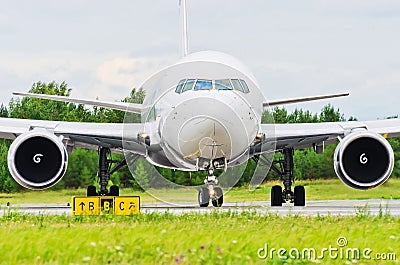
[263,93,349,107]
[0,117,146,155]
[13,92,143,114]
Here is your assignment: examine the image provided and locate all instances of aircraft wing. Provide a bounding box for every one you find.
[263,93,349,107]
[13,92,143,114]
[0,118,146,155]
[259,119,400,151]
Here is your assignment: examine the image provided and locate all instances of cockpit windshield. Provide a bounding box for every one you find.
[175,79,186,93]
[215,79,233,90]
[231,79,244,93]
[240,79,250,93]
[194,79,213,90]
[182,79,195,93]
[175,79,250,94]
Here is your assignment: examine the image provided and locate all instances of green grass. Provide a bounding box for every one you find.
[0,212,398,264]
[1,178,400,205]
[1,179,400,264]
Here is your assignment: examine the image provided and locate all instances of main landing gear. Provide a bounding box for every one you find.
[198,168,223,207]
[270,148,305,207]
[87,147,127,197]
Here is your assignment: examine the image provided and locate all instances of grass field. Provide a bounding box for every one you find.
[0,212,399,264]
[1,178,400,205]
[1,179,400,264]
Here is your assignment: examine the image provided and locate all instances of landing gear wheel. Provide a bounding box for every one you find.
[87,185,97,196]
[109,185,119,196]
[271,185,283,206]
[294,186,305,206]
[211,187,223,207]
[198,187,210,207]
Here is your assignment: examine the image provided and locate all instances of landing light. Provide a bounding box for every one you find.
[138,133,150,146]
[256,133,265,141]
[139,133,148,139]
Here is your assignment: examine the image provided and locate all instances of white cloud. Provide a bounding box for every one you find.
[317,0,400,16]
[0,0,400,120]
[0,53,95,82]
[92,55,176,100]
[96,57,163,88]
[258,61,316,74]
[0,53,96,104]
[0,52,176,104]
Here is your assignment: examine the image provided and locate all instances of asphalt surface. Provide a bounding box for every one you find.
[1,199,400,216]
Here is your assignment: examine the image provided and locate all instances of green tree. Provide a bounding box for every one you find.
[9,81,78,121]
[129,159,150,190]
[0,140,19,192]
[103,88,146,123]
[319,104,345,122]
[0,81,148,192]
[1,80,399,192]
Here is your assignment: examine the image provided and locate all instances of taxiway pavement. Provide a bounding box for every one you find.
[1,199,399,216]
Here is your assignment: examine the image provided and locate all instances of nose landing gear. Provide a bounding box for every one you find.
[198,168,224,207]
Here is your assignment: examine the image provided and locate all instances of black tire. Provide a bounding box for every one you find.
[109,185,119,196]
[198,187,210,207]
[294,186,305,206]
[211,187,223,207]
[271,185,283,206]
[87,185,97,196]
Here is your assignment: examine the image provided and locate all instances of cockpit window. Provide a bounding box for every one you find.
[182,79,196,92]
[240,79,250,93]
[175,79,250,94]
[175,79,186,94]
[215,79,233,90]
[231,79,244,93]
[146,105,156,122]
[194,79,213,90]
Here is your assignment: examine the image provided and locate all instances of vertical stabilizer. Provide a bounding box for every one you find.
[179,0,189,57]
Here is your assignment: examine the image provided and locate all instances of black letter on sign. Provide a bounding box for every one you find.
[89,202,95,211]
[119,202,125,211]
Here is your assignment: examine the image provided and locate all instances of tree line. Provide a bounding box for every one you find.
[0,81,398,192]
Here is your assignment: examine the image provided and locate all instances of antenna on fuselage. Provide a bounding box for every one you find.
[179,0,189,57]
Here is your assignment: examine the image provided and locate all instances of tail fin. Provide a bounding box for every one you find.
[179,0,189,57]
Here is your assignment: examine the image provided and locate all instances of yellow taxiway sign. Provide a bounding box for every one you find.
[114,197,140,215]
[73,197,100,215]
[72,196,140,215]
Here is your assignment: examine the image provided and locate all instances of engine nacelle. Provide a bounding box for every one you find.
[8,130,68,189]
[334,131,394,190]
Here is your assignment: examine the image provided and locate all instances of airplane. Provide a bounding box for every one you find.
[3,0,400,207]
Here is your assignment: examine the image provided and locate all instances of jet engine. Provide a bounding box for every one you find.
[334,131,394,190]
[7,130,68,189]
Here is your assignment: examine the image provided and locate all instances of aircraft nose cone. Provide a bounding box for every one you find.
[161,96,258,163]
[178,117,231,160]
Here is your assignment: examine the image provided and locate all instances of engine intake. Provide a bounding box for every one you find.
[334,131,394,190]
[8,130,68,189]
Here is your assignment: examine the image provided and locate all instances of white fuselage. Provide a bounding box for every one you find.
[139,51,265,170]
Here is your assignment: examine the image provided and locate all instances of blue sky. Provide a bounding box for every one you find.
[1,0,400,120]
